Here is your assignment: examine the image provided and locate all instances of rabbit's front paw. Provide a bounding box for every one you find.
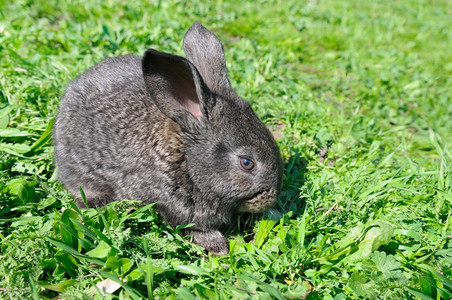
[190,229,229,256]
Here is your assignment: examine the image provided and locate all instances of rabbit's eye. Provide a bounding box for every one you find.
[239,157,256,173]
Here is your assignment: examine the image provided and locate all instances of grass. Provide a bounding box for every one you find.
[1,0,451,298]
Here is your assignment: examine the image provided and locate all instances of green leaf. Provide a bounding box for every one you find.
[406,287,435,300]
[104,257,133,274]
[315,128,332,145]
[86,240,111,259]
[29,277,39,300]
[126,268,144,282]
[28,117,55,153]
[176,287,197,300]
[0,142,31,157]
[0,105,12,129]
[79,186,90,209]
[145,256,154,300]
[39,279,76,293]
[119,202,156,224]
[418,272,436,299]
[321,220,394,265]
[235,278,258,293]
[174,264,210,276]
[340,221,394,264]
[0,128,31,137]
[246,252,260,270]
[139,263,165,275]
[47,237,81,257]
[9,216,42,227]
[55,252,78,278]
[60,209,80,249]
[174,223,195,232]
[348,272,377,298]
[297,213,306,247]
[236,274,285,300]
[371,251,401,273]
[6,178,36,201]
[418,264,452,291]
[70,218,109,246]
[258,282,286,300]
[38,197,57,209]
[46,237,105,266]
[254,218,277,248]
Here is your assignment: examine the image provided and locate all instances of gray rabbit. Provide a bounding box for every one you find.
[53,22,283,255]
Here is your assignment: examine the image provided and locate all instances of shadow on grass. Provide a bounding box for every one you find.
[279,150,308,218]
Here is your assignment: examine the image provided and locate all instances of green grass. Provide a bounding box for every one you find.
[1,0,451,298]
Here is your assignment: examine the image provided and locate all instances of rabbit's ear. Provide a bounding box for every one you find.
[142,49,214,131]
[183,22,234,98]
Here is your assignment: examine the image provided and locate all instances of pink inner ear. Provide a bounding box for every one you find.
[182,96,202,120]
[167,61,203,121]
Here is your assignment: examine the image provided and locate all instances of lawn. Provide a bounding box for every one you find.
[1,0,451,298]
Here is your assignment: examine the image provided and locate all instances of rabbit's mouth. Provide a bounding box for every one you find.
[237,189,277,213]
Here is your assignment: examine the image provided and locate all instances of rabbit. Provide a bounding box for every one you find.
[53,22,283,255]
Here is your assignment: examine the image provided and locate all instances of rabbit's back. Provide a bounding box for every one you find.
[54,55,188,206]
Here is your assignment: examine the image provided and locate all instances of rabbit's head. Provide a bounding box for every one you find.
[142,22,283,216]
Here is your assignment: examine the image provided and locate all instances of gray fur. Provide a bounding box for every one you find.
[53,22,283,255]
